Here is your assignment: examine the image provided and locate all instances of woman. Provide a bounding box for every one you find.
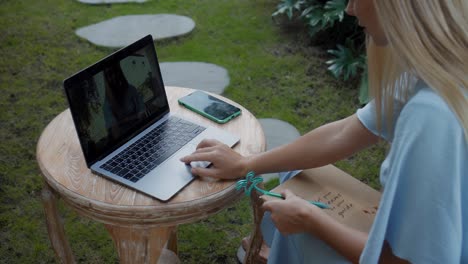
[181,0,467,263]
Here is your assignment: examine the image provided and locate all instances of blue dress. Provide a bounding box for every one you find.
[261,81,468,263]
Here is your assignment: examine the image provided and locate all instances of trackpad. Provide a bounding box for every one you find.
[137,145,197,201]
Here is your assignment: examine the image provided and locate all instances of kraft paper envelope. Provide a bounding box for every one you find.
[263,165,381,233]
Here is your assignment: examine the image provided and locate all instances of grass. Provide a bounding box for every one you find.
[0,0,385,263]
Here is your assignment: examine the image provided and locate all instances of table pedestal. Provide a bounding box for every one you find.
[105,225,176,263]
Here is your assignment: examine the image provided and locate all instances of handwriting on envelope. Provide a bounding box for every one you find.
[310,189,377,232]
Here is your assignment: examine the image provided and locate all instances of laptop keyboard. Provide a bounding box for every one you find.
[99,116,206,183]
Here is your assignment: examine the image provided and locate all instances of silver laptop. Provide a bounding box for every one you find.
[63,35,239,201]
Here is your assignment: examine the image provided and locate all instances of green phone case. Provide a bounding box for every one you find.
[177,92,242,124]
[178,100,241,124]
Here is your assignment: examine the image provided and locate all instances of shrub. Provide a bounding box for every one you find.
[272,0,369,103]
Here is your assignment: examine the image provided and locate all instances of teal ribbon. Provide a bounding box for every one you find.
[235,171,329,209]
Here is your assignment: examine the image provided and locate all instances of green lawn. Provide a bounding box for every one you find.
[0,0,385,263]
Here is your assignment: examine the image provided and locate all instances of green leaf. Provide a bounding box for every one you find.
[324,0,347,22]
[326,40,366,81]
[272,0,305,20]
[301,0,347,34]
[304,7,327,27]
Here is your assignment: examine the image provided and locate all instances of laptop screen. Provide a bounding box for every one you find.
[64,35,169,166]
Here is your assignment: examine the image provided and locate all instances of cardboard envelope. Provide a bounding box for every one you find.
[263,165,381,232]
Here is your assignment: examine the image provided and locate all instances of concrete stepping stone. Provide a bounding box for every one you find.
[76,14,195,48]
[160,62,230,94]
[77,0,147,4]
[258,118,301,182]
[157,248,180,264]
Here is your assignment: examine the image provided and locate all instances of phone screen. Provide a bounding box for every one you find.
[178,91,241,123]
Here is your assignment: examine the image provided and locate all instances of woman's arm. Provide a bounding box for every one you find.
[181,113,379,179]
[245,114,379,175]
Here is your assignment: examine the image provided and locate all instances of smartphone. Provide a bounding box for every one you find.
[178,91,242,124]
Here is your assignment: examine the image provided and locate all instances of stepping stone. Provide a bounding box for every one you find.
[77,0,147,4]
[258,118,301,182]
[160,62,230,94]
[157,248,180,264]
[76,14,195,48]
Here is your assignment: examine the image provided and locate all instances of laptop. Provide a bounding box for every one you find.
[63,35,240,201]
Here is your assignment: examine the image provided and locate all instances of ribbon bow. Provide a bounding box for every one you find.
[235,171,289,199]
[235,171,329,209]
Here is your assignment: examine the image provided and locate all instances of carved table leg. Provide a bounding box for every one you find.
[41,184,76,264]
[105,224,176,264]
[244,187,265,264]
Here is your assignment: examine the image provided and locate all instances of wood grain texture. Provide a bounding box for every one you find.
[37,86,265,225]
[105,225,176,264]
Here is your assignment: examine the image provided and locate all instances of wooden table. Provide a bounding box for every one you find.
[37,86,266,263]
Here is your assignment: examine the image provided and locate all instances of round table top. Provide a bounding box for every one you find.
[37,86,265,226]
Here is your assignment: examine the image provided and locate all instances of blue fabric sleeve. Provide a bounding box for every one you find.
[360,89,467,263]
[356,100,380,138]
[356,96,406,142]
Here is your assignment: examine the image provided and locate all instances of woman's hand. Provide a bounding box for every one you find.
[262,189,331,236]
[180,139,248,180]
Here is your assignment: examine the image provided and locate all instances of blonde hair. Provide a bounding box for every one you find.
[368,0,468,139]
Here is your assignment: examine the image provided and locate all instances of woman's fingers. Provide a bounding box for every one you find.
[180,139,229,163]
[262,200,280,212]
[180,138,246,179]
[180,151,214,163]
[196,139,222,149]
[186,146,217,156]
[262,190,299,212]
[190,166,217,178]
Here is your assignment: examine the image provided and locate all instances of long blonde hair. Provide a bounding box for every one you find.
[368,0,468,139]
